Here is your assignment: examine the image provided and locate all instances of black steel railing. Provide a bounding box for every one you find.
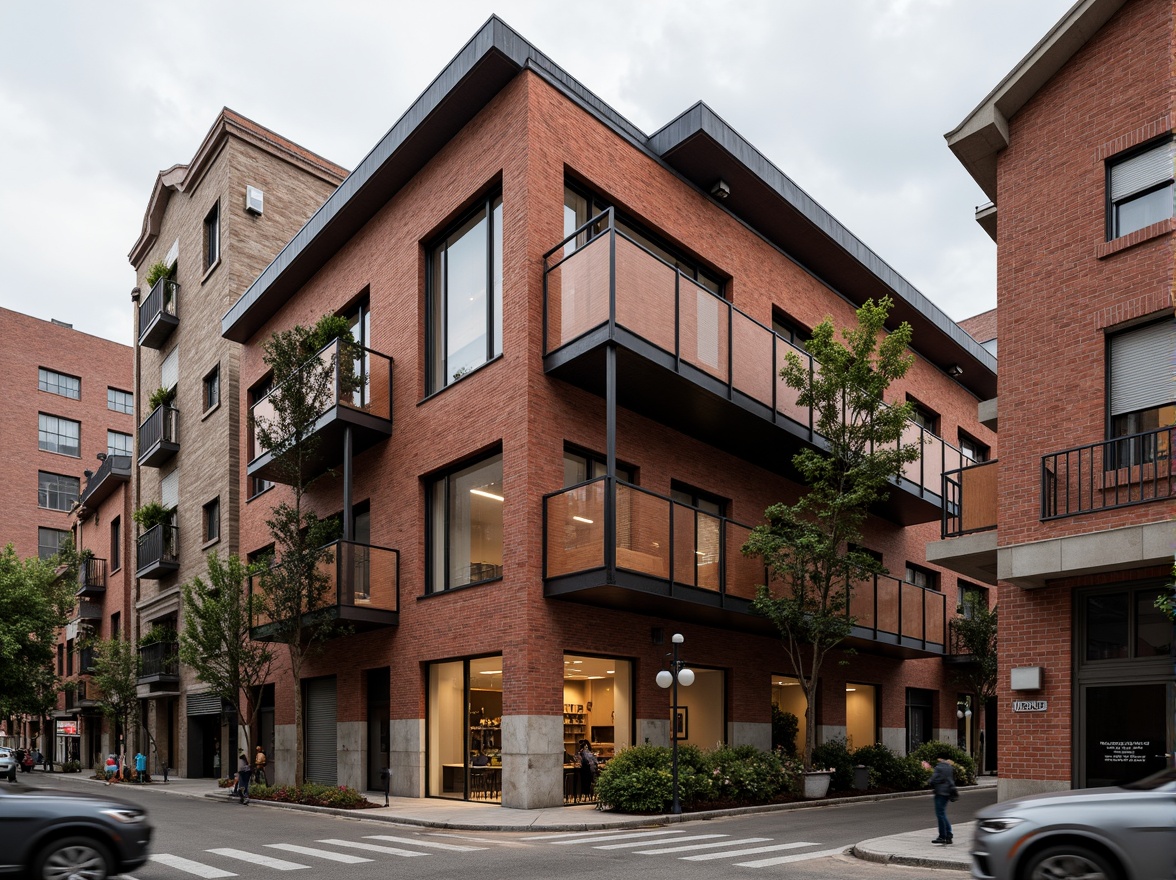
[139,642,179,679]
[77,557,107,594]
[1042,425,1173,519]
[138,404,178,456]
[942,459,998,538]
[136,524,178,571]
[138,276,179,343]
[79,454,132,506]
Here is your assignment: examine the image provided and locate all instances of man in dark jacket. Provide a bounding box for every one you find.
[928,757,956,844]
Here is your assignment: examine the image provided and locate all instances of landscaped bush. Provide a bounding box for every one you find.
[708,745,801,803]
[850,743,927,791]
[248,782,376,809]
[771,705,799,755]
[594,743,712,813]
[62,761,80,773]
[909,740,976,786]
[811,737,856,790]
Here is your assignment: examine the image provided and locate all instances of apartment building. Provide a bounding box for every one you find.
[220,18,998,808]
[128,109,346,777]
[0,307,132,760]
[940,0,1174,800]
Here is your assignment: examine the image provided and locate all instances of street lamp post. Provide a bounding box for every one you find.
[655,633,694,814]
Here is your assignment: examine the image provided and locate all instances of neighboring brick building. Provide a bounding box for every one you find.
[128,109,346,777]
[221,18,997,807]
[941,0,1174,800]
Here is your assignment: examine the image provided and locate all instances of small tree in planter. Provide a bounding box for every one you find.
[145,261,170,288]
[148,386,176,411]
[134,502,175,556]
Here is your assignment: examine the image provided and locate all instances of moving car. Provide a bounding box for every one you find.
[0,784,152,880]
[0,750,15,783]
[971,766,1176,880]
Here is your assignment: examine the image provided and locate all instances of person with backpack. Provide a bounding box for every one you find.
[577,740,598,802]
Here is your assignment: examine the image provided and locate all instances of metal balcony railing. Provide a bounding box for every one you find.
[1042,425,1173,520]
[138,642,178,679]
[941,459,999,538]
[136,524,178,577]
[74,598,102,623]
[543,210,964,502]
[77,557,107,595]
[138,277,179,348]
[138,404,179,466]
[79,454,132,507]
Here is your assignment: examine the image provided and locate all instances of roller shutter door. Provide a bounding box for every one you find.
[304,676,337,785]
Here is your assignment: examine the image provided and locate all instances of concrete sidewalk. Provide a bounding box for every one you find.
[854,824,973,872]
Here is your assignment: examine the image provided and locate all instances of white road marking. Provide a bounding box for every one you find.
[519,829,628,840]
[634,837,774,854]
[364,835,486,851]
[595,834,728,850]
[206,849,308,870]
[316,839,427,858]
[550,829,686,845]
[735,846,847,867]
[263,845,372,863]
[682,841,820,860]
[149,855,237,878]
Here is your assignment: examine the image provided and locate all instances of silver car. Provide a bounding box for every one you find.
[971,766,1176,880]
[0,750,15,784]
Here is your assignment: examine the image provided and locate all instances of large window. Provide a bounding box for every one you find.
[203,497,220,544]
[39,368,80,400]
[427,453,504,592]
[108,431,133,457]
[249,378,274,499]
[107,387,133,414]
[427,193,503,393]
[958,430,990,464]
[1083,586,1171,662]
[670,483,725,591]
[427,655,504,801]
[905,562,940,592]
[38,471,79,511]
[1108,318,1175,466]
[1108,138,1174,239]
[38,527,69,560]
[39,413,80,457]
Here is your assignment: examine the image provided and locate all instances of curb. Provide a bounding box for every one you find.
[851,842,970,873]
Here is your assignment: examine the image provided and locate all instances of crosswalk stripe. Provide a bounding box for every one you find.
[364,835,486,851]
[264,845,372,864]
[316,839,428,858]
[595,834,727,850]
[633,837,773,854]
[149,855,237,878]
[682,841,820,861]
[519,830,628,841]
[550,830,686,845]
[735,846,846,867]
[206,849,308,870]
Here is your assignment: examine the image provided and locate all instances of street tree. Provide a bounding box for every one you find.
[744,297,920,771]
[252,314,356,786]
[87,634,142,764]
[1155,565,1175,621]
[949,591,998,773]
[179,553,274,758]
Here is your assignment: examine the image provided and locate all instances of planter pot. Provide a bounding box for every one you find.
[803,771,832,799]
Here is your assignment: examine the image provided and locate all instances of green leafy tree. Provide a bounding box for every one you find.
[86,634,142,762]
[1155,565,1175,621]
[179,554,274,759]
[744,298,921,771]
[252,314,354,786]
[949,592,998,774]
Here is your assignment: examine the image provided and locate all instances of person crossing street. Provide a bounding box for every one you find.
[235,750,251,805]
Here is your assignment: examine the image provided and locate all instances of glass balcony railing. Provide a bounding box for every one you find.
[138,277,179,349]
[138,404,179,468]
[941,459,998,538]
[542,211,963,504]
[248,539,399,638]
[248,338,393,483]
[1042,425,1173,519]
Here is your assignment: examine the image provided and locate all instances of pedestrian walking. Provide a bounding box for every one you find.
[253,745,267,786]
[135,751,147,782]
[925,757,958,845]
[236,750,251,805]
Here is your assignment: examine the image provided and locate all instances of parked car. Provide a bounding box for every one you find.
[0,784,152,880]
[971,766,1176,880]
[0,750,15,783]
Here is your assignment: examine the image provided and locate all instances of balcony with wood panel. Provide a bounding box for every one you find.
[926,459,998,585]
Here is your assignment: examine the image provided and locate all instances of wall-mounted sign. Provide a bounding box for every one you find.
[1012,700,1047,712]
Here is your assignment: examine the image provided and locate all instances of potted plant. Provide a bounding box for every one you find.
[803,768,833,799]
[148,386,175,411]
[133,502,171,533]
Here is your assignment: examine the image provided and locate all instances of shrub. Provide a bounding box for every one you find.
[771,704,799,755]
[707,745,796,803]
[145,261,170,288]
[62,761,81,773]
[909,740,977,786]
[248,783,375,809]
[148,386,175,411]
[133,502,172,532]
[811,737,855,790]
[595,744,711,813]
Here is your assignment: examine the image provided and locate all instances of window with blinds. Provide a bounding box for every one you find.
[1109,139,1174,239]
[1108,318,1175,466]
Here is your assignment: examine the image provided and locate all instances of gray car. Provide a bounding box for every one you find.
[0,750,15,784]
[971,766,1176,880]
[0,783,153,880]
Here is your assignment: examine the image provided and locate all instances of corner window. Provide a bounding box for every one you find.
[427,193,503,393]
[905,562,939,591]
[1108,138,1174,239]
[203,364,220,412]
[204,202,220,270]
[39,368,80,400]
[203,497,220,544]
[38,471,79,511]
[38,527,70,560]
[107,387,133,414]
[108,430,133,457]
[39,413,80,457]
[427,452,504,592]
[1108,318,1175,466]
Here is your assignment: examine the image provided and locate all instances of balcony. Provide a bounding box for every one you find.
[927,459,999,585]
[138,405,179,467]
[248,338,393,485]
[1042,425,1173,520]
[136,524,179,580]
[73,598,102,625]
[78,454,131,514]
[77,557,107,598]
[138,277,179,349]
[542,212,961,526]
[544,477,946,657]
[248,539,399,641]
[137,642,179,685]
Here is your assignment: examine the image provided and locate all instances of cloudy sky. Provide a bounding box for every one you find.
[1,0,1074,347]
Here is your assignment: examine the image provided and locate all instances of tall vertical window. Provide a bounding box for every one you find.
[1108,319,1176,466]
[108,431,133,457]
[38,527,70,560]
[110,516,121,571]
[204,202,220,269]
[346,299,372,408]
[203,497,220,544]
[249,378,274,498]
[427,192,503,392]
[203,364,220,412]
[39,414,80,457]
[39,368,80,399]
[38,472,80,511]
[428,453,504,592]
[958,430,990,464]
[905,562,940,591]
[670,483,725,591]
[1108,138,1174,239]
[107,387,134,414]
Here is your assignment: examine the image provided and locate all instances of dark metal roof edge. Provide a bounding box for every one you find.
[653,102,997,379]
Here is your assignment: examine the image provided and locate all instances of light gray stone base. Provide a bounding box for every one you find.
[881,727,906,755]
[818,724,846,745]
[729,721,770,751]
[274,724,295,787]
[389,718,423,797]
[639,717,668,747]
[501,714,564,809]
[337,721,363,791]
[999,777,1070,802]
[934,728,958,747]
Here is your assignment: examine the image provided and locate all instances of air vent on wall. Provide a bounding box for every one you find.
[245,185,264,216]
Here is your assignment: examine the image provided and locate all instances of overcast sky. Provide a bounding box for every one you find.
[1,0,1074,347]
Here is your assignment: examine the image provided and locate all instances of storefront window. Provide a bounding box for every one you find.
[845,683,877,749]
[427,656,503,801]
[772,675,806,755]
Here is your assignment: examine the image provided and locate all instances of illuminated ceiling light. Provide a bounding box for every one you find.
[606,670,615,674]
[470,488,505,501]
[846,687,856,692]
[586,676,606,680]
[480,670,502,675]
[573,660,582,664]
[572,516,594,524]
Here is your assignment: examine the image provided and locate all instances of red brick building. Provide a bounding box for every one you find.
[943,0,1174,799]
[222,18,998,806]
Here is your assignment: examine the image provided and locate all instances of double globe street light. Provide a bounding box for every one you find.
[655,633,694,814]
